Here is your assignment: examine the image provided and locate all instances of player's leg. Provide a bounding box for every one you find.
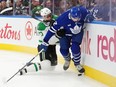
[71,42,85,74]
[59,36,71,70]
[47,45,58,66]
[19,45,52,75]
[71,31,85,74]
[38,44,52,61]
[19,60,52,75]
[20,62,41,75]
[37,45,45,61]
[20,45,42,75]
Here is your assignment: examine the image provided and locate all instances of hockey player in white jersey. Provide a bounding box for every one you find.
[19,8,60,75]
[39,6,94,75]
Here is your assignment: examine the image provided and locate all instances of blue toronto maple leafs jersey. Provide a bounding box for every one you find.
[92,4,109,21]
[43,6,89,43]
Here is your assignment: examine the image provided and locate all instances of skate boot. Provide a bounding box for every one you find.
[19,62,33,75]
[51,60,57,66]
[19,62,41,75]
[19,68,27,75]
[51,58,57,66]
[63,59,71,70]
[76,64,85,74]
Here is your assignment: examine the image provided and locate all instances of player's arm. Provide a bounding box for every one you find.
[43,21,61,43]
[40,19,65,51]
[37,22,47,31]
[36,22,46,35]
[36,22,48,44]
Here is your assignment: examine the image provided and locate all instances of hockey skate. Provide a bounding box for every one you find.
[51,58,57,66]
[19,62,41,75]
[19,62,33,75]
[76,65,85,76]
[63,60,71,70]
[19,68,27,75]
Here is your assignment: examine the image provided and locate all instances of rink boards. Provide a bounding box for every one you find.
[0,16,116,87]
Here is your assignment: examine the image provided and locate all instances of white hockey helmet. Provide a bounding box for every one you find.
[40,8,51,17]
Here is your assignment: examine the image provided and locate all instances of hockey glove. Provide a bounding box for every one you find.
[39,41,48,52]
[55,29,66,38]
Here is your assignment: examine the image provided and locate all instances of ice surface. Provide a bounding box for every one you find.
[0,50,108,87]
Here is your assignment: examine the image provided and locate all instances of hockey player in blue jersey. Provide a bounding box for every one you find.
[40,6,94,74]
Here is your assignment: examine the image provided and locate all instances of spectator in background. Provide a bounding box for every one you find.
[44,0,52,11]
[32,0,40,7]
[0,1,2,11]
[77,0,86,7]
[31,0,43,10]
[15,0,29,15]
[54,0,61,15]
[31,0,43,17]
[15,0,23,15]
[76,0,96,11]
[31,5,43,17]
[0,0,29,15]
[111,0,116,22]
[6,0,13,7]
[70,0,78,6]
[92,0,110,21]
[59,0,70,14]
[0,0,7,10]
[0,0,13,15]
[86,0,96,10]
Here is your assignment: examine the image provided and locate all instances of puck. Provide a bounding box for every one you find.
[78,73,82,76]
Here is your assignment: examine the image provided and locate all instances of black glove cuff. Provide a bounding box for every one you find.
[55,29,65,38]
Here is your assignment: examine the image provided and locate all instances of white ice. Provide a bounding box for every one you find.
[0,50,108,87]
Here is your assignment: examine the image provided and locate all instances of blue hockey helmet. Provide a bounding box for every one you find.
[70,7,81,19]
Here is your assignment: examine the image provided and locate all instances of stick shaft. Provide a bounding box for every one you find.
[6,49,43,83]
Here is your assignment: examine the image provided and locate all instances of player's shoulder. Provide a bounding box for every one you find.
[37,22,47,31]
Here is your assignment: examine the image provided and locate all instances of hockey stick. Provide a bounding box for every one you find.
[32,16,49,26]
[4,49,43,83]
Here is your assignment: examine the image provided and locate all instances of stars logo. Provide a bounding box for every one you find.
[25,21,33,40]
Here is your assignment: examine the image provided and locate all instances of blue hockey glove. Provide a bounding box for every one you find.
[39,41,48,52]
